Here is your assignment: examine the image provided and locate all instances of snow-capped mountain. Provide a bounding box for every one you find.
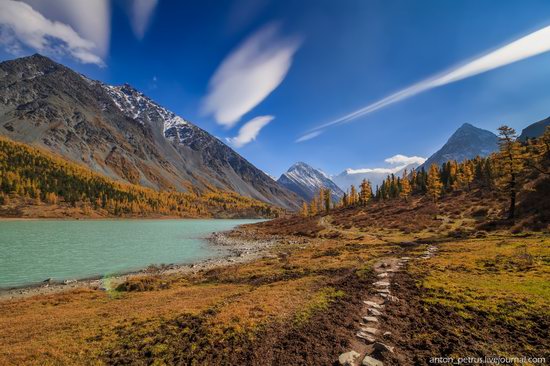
[333,162,421,191]
[278,162,344,202]
[418,123,498,170]
[0,54,299,209]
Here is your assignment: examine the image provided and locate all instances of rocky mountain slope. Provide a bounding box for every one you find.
[0,54,298,209]
[518,116,550,141]
[418,123,498,170]
[277,162,344,202]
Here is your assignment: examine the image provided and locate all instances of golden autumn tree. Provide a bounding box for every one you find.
[359,179,371,206]
[427,164,443,203]
[301,202,309,217]
[349,185,358,205]
[400,169,411,201]
[462,161,474,191]
[323,188,331,213]
[309,197,318,216]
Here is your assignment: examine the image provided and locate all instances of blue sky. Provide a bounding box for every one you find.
[1,0,550,178]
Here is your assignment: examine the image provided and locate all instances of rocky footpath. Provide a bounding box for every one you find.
[339,244,438,366]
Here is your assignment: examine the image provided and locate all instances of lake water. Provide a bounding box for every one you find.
[0,219,261,288]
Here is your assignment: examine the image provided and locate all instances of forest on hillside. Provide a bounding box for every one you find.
[304,126,550,230]
[0,137,280,219]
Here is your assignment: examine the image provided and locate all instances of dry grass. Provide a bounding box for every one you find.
[0,222,388,365]
[417,234,550,323]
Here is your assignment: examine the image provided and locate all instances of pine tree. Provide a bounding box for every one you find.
[426,164,443,203]
[495,125,524,220]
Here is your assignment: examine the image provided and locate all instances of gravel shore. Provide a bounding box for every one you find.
[0,231,278,301]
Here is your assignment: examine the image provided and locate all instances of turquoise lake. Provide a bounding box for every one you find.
[0,219,261,288]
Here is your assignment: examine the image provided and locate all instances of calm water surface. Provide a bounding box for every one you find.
[0,219,261,288]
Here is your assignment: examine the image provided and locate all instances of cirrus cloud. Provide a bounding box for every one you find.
[0,0,104,65]
[298,24,550,142]
[226,115,274,148]
[202,23,301,127]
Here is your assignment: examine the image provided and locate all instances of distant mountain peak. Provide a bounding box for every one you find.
[419,123,498,169]
[278,162,344,202]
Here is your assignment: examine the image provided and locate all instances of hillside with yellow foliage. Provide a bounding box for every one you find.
[0,137,280,219]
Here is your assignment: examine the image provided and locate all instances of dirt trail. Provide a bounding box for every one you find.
[338,243,438,366]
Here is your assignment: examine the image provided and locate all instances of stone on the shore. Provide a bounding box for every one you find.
[339,350,361,365]
[373,342,394,354]
[364,300,383,308]
[362,355,384,366]
[363,316,378,323]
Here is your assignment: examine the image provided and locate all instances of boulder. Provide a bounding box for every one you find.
[339,350,361,365]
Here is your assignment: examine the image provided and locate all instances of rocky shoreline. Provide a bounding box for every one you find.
[0,231,278,301]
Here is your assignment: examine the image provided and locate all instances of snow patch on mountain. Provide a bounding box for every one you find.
[278,162,344,202]
[99,82,189,134]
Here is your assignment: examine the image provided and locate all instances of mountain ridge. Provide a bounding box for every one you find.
[518,116,550,141]
[418,123,498,170]
[0,54,299,209]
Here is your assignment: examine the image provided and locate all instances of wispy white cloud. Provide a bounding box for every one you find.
[384,154,426,165]
[202,23,301,127]
[226,115,274,148]
[295,130,322,142]
[22,0,110,58]
[298,24,550,141]
[345,154,426,175]
[0,0,104,65]
[125,0,158,39]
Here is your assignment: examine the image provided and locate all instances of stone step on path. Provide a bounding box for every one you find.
[339,351,361,366]
[340,256,408,365]
[363,301,383,309]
